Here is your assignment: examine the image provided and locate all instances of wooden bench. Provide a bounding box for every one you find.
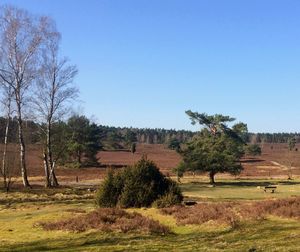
[263,186,277,193]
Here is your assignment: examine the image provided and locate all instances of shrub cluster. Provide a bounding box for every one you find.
[96,157,183,208]
[38,208,170,234]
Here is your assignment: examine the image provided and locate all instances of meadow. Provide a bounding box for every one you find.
[1,143,300,251]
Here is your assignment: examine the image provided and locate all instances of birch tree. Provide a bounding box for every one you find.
[33,29,78,187]
[0,6,52,187]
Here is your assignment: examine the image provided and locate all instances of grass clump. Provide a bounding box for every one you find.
[96,157,183,208]
[38,208,170,234]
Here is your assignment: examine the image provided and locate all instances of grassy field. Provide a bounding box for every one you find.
[2,179,300,251]
[180,177,300,201]
[2,143,300,251]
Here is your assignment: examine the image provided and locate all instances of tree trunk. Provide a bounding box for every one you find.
[2,111,9,190]
[43,151,50,187]
[16,99,30,187]
[49,162,58,187]
[46,121,58,187]
[77,150,81,164]
[47,122,53,168]
[209,171,216,185]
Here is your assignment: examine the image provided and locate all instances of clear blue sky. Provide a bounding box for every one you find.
[2,0,300,132]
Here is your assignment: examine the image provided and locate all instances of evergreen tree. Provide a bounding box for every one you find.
[179,111,246,184]
[66,115,102,166]
[131,142,136,154]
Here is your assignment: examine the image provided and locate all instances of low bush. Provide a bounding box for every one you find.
[161,202,239,228]
[239,197,300,220]
[38,208,170,234]
[96,157,183,208]
[152,182,183,208]
[160,197,300,228]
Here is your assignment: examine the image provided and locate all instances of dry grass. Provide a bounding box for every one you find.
[161,202,240,228]
[239,197,300,220]
[38,208,170,234]
[161,197,300,228]
[98,144,181,172]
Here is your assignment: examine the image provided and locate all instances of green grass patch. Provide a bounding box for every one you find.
[180,178,300,201]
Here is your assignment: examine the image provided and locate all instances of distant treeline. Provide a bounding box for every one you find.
[98,125,195,149]
[247,133,300,144]
[0,117,194,147]
[0,117,299,147]
[0,117,40,144]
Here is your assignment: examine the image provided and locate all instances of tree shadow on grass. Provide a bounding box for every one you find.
[0,198,93,206]
[240,158,265,163]
[0,233,169,252]
[185,180,300,188]
[215,181,275,187]
[217,180,300,187]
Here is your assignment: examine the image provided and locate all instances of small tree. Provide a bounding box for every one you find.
[130,142,136,154]
[66,115,102,166]
[179,111,246,184]
[173,162,185,183]
[288,137,296,151]
[287,137,297,180]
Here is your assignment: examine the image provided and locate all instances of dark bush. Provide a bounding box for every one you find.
[152,181,183,208]
[96,157,183,208]
[95,169,123,207]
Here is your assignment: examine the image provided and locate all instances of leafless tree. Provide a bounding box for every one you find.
[33,27,78,187]
[0,6,52,187]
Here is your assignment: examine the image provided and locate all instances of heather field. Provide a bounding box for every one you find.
[7,143,300,187]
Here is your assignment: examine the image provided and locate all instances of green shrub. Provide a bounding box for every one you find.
[95,170,123,207]
[153,181,183,208]
[96,157,183,208]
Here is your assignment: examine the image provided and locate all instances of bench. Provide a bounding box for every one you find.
[263,186,277,193]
